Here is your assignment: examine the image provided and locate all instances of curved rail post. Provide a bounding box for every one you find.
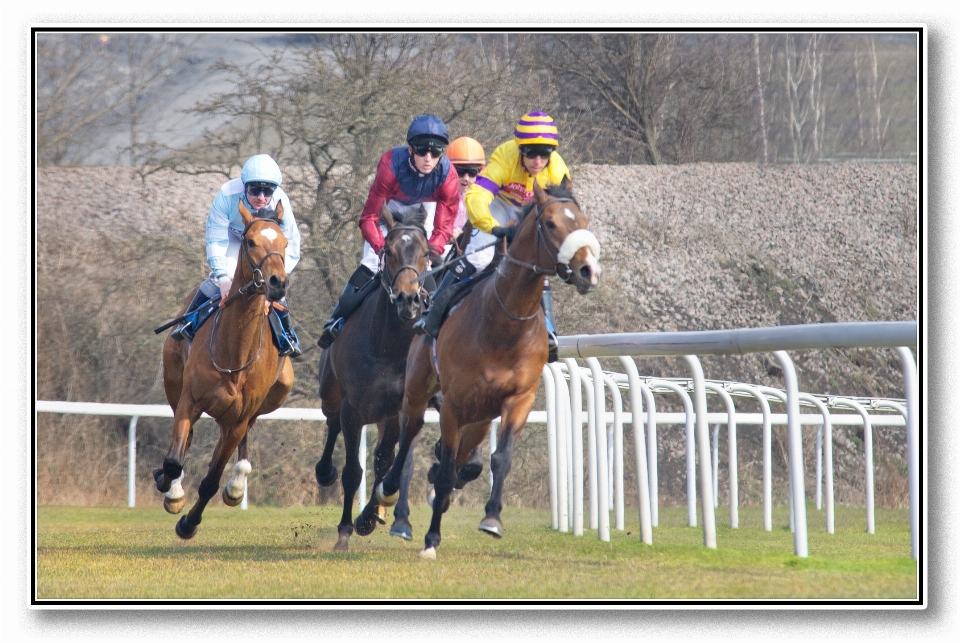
[683,355,717,549]
[586,358,611,541]
[726,384,773,530]
[602,373,625,531]
[563,359,585,536]
[542,365,559,530]
[798,394,835,534]
[639,382,659,527]
[831,397,876,534]
[618,357,653,544]
[548,362,571,533]
[705,383,739,528]
[580,369,598,530]
[895,346,919,561]
[648,379,697,526]
[773,351,808,557]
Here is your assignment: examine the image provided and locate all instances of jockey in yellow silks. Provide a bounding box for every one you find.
[413,111,567,361]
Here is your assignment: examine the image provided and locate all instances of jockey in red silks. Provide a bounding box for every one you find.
[317,114,460,349]
[413,111,568,362]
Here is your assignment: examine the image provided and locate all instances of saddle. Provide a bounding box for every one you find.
[434,267,495,331]
[339,273,382,322]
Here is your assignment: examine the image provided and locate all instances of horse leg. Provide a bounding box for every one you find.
[479,392,537,538]
[455,427,487,489]
[222,432,251,507]
[355,416,399,537]
[389,430,420,541]
[333,402,364,551]
[176,421,249,540]
[420,405,461,559]
[316,358,343,488]
[154,400,201,514]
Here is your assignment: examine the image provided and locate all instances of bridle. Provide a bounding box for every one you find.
[493,196,579,321]
[379,224,429,305]
[210,218,286,374]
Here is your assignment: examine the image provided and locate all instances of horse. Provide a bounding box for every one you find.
[154,200,294,539]
[314,203,432,551]
[371,178,602,558]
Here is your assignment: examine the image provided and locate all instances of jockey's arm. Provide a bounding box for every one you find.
[425,168,461,255]
[358,152,396,254]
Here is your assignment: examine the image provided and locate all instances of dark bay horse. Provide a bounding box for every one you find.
[374,179,602,558]
[155,200,294,539]
[315,204,431,551]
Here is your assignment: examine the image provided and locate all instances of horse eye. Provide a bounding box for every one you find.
[246,238,255,247]
[544,219,558,230]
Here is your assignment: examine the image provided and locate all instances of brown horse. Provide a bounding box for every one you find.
[155,200,294,539]
[315,204,431,551]
[374,179,601,558]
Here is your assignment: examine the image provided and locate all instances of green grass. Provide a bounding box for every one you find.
[35,503,917,601]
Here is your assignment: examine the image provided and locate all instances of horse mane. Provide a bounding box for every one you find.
[391,205,428,236]
[254,207,282,227]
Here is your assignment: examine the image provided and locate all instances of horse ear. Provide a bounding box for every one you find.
[533,179,547,203]
[238,198,255,227]
[274,200,284,221]
[560,175,573,192]
[380,203,397,230]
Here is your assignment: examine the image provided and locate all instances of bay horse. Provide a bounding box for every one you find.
[155,200,294,539]
[373,178,602,558]
[314,204,431,551]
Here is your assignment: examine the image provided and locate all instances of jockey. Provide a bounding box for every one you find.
[316,114,461,349]
[413,111,568,362]
[171,154,302,358]
[446,136,487,240]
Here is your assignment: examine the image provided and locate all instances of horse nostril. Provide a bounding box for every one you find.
[580,266,592,281]
[269,275,282,288]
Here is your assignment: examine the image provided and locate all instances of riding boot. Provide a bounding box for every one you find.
[412,271,458,338]
[541,278,559,363]
[171,289,216,341]
[318,265,375,349]
[269,306,302,358]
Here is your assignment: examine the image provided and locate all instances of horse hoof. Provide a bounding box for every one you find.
[316,464,338,487]
[419,547,437,560]
[478,517,504,539]
[426,485,435,507]
[332,538,349,552]
[376,505,387,525]
[221,488,243,507]
[175,516,197,540]
[163,495,186,515]
[390,522,413,541]
[376,482,399,507]
[354,514,377,537]
[458,461,483,483]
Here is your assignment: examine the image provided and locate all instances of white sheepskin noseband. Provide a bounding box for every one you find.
[557,229,601,264]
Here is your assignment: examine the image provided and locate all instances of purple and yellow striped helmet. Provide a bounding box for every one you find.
[514,111,559,148]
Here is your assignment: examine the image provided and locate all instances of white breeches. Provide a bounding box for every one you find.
[360,200,438,272]
[463,198,520,271]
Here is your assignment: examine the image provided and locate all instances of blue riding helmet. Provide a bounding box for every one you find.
[240,154,282,187]
[406,114,449,146]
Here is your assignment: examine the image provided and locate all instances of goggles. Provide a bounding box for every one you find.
[411,144,446,159]
[245,183,276,198]
[455,166,480,178]
[520,146,554,160]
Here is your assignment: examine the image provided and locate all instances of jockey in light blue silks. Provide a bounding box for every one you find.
[171,154,303,358]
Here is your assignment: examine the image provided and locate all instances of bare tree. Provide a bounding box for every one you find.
[36,33,200,165]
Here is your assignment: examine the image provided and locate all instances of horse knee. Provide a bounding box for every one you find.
[198,476,219,501]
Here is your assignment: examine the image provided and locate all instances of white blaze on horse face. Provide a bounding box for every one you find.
[564,207,576,220]
[401,234,411,242]
[260,228,278,242]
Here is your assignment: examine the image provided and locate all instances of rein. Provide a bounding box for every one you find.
[493,196,577,321]
[209,218,284,374]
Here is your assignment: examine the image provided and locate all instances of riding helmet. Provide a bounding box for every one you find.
[514,111,559,148]
[241,154,283,187]
[447,137,486,167]
[406,114,450,147]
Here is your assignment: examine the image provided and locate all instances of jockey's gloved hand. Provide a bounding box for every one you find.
[428,252,444,268]
[218,278,233,307]
[491,226,517,242]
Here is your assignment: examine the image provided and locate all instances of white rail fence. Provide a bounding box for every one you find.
[36,321,918,561]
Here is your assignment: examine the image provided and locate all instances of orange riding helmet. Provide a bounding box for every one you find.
[447,137,486,169]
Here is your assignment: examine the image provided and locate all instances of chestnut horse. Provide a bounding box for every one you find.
[373,179,601,558]
[315,204,431,551]
[155,200,294,539]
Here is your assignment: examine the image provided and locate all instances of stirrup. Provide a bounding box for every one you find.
[412,317,428,336]
[317,318,342,349]
[170,320,193,342]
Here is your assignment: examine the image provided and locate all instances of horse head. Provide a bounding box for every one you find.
[522,178,602,295]
[379,203,430,322]
[238,200,289,303]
